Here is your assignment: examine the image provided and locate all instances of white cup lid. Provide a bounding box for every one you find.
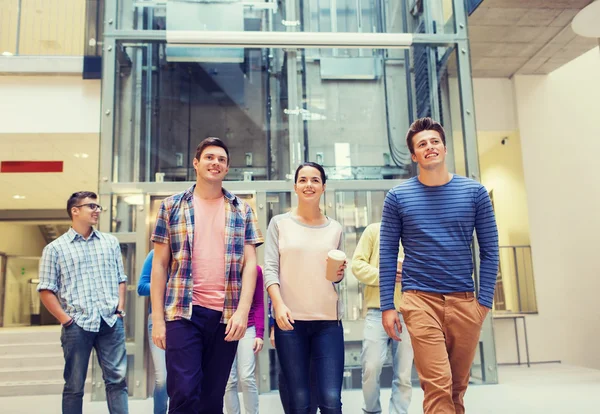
[328,249,346,261]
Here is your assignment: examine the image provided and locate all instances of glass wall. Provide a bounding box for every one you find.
[98,0,496,399]
[115,0,455,35]
[110,43,474,183]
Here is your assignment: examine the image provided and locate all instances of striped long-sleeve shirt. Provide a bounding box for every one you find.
[379,175,499,309]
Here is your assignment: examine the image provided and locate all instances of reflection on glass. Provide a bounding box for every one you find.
[111,195,139,233]
[267,192,293,223]
[443,47,465,175]
[113,45,421,182]
[334,190,386,321]
[118,0,455,34]
[119,243,136,342]
[265,192,292,391]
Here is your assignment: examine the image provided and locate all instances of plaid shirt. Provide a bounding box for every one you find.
[151,185,264,323]
[37,228,127,332]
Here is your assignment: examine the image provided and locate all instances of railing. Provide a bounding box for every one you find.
[495,245,538,313]
[0,0,85,56]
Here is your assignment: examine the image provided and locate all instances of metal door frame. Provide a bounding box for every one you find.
[0,252,6,327]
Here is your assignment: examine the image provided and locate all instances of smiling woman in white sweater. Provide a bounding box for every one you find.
[264,162,346,414]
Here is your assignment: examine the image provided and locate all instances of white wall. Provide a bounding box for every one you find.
[0,223,47,256]
[513,47,600,369]
[0,223,48,326]
[0,76,101,134]
[448,77,518,131]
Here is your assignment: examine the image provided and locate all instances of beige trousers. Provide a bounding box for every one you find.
[400,290,488,414]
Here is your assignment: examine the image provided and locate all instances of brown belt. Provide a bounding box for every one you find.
[404,290,474,299]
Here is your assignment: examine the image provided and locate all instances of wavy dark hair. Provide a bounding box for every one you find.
[405,117,446,155]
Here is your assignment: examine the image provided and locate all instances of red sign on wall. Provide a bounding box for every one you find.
[0,161,64,173]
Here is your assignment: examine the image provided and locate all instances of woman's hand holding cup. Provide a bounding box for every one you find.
[326,250,347,282]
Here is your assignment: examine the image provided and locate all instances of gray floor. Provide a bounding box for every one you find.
[2,363,599,413]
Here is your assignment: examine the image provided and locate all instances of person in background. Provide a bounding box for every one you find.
[37,191,128,414]
[352,222,413,414]
[137,249,168,414]
[224,266,265,414]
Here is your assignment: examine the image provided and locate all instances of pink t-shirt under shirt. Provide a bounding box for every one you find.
[192,195,226,311]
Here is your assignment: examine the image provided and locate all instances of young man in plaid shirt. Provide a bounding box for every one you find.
[150,137,263,414]
[38,191,129,414]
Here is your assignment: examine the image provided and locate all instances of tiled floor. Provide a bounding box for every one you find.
[2,363,599,413]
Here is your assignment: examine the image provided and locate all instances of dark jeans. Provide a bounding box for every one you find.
[275,320,345,414]
[61,318,128,414]
[165,305,238,414]
[279,360,319,414]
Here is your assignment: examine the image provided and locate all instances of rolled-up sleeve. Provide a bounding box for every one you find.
[244,202,264,247]
[151,200,170,245]
[37,244,59,293]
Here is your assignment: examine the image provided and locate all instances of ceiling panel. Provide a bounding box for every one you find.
[481,0,591,9]
[468,0,597,77]
[551,10,581,27]
[516,9,562,27]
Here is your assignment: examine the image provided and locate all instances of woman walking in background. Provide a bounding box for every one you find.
[224,266,265,414]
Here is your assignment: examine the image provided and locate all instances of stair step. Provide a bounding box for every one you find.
[0,328,61,345]
[0,353,64,369]
[0,379,91,397]
[0,343,61,356]
[0,366,65,382]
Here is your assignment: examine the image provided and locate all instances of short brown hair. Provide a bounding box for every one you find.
[194,137,230,165]
[67,191,97,219]
[405,117,446,155]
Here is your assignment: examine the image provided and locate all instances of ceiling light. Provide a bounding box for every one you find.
[572,1,600,38]
[123,195,144,205]
[13,195,26,199]
[2,51,13,56]
[74,153,89,158]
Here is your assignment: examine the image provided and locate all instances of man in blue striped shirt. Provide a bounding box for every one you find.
[38,191,128,414]
[379,118,499,414]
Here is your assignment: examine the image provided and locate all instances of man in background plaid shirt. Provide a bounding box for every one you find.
[150,137,263,414]
[38,191,129,414]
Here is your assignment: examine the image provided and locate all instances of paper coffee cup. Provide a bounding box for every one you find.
[326,249,346,282]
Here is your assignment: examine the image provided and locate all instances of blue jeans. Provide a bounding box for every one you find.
[361,310,413,414]
[165,305,238,414]
[275,320,344,414]
[148,316,168,414]
[61,318,128,414]
[278,359,318,414]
